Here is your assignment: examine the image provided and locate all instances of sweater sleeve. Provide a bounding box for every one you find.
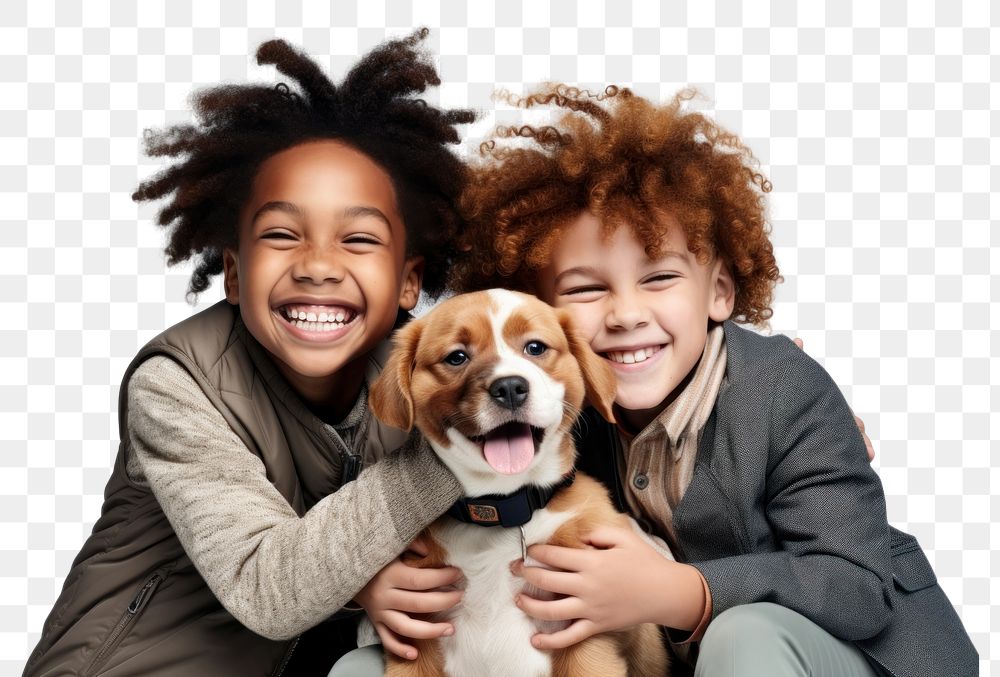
[126,355,463,641]
[690,349,894,642]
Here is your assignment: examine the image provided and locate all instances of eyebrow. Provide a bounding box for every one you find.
[250,202,392,229]
[553,266,600,286]
[340,205,392,229]
[553,252,687,285]
[251,201,302,224]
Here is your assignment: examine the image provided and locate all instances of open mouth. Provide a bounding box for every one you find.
[471,422,545,475]
[278,304,358,333]
[602,344,664,365]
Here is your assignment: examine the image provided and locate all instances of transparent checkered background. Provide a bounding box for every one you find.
[1,0,995,674]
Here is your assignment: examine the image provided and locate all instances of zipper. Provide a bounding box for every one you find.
[343,452,361,483]
[345,402,374,483]
[82,572,164,676]
[320,418,364,485]
[272,636,300,677]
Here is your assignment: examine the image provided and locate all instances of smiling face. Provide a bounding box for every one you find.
[537,211,735,432]
[223,139,422,416]
[370,289,616,496]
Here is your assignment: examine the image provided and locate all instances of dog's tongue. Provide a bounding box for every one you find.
[482,422,535,475]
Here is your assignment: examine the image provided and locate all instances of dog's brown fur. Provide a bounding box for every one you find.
[371,290,669,677]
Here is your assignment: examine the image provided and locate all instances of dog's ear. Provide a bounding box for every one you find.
[369,319,423,431]
[558,310,617,423]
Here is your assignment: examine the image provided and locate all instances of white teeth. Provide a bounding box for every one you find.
[282,305,354,328]
[607,347,660,364]
[295,319,345,331]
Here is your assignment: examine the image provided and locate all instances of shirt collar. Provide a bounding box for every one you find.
[627,323,728,458]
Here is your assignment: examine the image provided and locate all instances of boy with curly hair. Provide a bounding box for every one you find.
[25,31,473,676]
[453,86,976,676]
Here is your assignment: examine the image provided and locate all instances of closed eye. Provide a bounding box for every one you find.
[561,285,605,296]
[343,234,384,247]
[643,273,679,285]
[261,230,297,240]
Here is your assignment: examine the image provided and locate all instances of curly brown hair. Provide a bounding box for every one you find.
[453,85,780,325]
[133,29,475,299]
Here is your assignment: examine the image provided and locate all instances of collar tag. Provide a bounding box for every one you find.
[467,504,500,524]
[446,470,577,528]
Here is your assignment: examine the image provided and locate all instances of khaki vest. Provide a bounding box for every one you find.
[24,301,408,676]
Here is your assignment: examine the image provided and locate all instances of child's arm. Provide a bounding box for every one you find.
[127,356,463,640]
[518,347,893,648]
[686,348,893,640]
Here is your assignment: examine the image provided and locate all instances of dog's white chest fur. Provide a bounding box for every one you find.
[435,506,575,677]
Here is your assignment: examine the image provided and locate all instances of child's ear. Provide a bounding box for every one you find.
[369,319,423,431]
[222,248,240,305]
[397,256,424,312]
[708,258,736,322]
[558,310,617,423]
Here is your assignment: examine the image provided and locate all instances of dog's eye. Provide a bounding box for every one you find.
[524,341,548,357]
[443,350,469,366]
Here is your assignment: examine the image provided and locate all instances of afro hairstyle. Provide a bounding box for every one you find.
[133,28,475,299]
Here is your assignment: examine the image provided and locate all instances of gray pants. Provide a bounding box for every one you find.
[329,603,883,676]
[328,644,383,677]
[695,602,883,677]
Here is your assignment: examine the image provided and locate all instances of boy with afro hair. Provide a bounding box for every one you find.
[453,86,976,676]
[26,30,473,676]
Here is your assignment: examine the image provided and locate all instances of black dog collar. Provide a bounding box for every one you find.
[446,470,577,528]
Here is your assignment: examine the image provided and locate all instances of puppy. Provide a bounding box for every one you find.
[369,289,669,677]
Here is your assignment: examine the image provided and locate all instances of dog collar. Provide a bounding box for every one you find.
[446,470,577,528]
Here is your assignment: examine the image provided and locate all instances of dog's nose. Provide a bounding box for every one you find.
[489,376,529,410]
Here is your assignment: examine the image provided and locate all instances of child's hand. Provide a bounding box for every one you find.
[354,538,463,660]
[511,526,705,650]
[793,337,875,461]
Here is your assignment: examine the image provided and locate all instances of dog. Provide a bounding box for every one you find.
[368,289,670,677]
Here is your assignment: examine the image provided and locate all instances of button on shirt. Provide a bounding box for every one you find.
[616,325,727,551]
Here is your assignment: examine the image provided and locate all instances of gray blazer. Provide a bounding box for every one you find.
[576,321,978,677]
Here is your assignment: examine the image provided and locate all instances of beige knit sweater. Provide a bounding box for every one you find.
[124,355,462,641]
